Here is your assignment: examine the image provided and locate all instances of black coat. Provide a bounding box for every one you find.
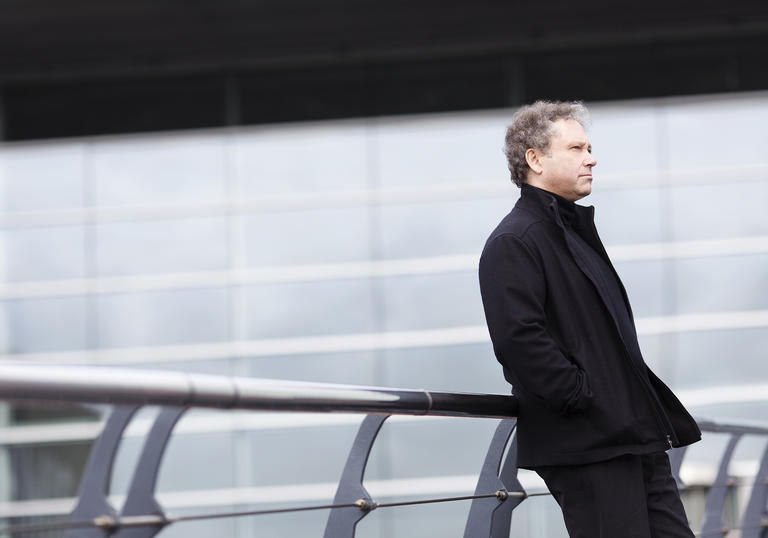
[478,184,700,468]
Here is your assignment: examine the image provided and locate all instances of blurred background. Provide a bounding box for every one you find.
[0,1,767,536]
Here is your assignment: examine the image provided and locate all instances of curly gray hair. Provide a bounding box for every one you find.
[503,100,590,187]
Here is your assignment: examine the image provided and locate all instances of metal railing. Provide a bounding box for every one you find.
[0,363,765,537]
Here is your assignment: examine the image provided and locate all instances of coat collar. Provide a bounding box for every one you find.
[518,183,595,231]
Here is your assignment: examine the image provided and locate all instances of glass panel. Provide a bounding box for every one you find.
[375,111,507,187]
[243,279,375,339]
[639,333,682,387]
[157,430,236,492]
[673,254,768,314]
[96,217,230,276]
[110,408,242,498]
[589,186,664,245]
[97,289,230,348]
[246,351,378,386]
[378,197,514,259]
[688,401,768,426]
[247,422,360,486]
[10,441,91,500]
[10,400,99,425]
[638,334,666,374]
[378,271,485,331]
[0,142,86,211]
[233,122,370,195]
[243,207,370,266]
[89,134,227,206]
[666,180,768,240]
[5,296,87,353]
[366,417,497,480]
[379,343,509,394]
[664,94,768,170]
[619,254,768,326]
[3,225,86,281]
[673,327,768,390]
[588,102,662,176]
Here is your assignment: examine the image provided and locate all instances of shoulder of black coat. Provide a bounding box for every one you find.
[485,205,551,246]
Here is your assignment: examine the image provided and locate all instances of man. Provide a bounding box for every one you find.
[478,100,701,537]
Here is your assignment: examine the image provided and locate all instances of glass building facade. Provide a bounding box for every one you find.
[0,91,767,536]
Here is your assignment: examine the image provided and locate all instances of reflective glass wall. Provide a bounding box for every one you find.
[1,91,767,537]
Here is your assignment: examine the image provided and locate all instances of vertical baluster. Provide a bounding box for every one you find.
[492,428,524,538]
[700,434,742,537]
[740,438,768,538]
[323,414,388,538]
[112,406,186,538]
[464,419,524,538]
[66,405,141,538]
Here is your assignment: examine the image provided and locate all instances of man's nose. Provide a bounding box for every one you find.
[585,153,597,167]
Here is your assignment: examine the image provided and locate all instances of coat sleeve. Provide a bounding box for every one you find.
[478,232,592,415]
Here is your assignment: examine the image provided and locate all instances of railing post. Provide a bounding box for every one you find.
[739,437,768,538]
[66,405,141,538]
[464,419,525,538]
[323,414,388,538]
[700,433,742,537]
[112,406,186,538]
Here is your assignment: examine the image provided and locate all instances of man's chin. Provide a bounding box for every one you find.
[578,185,592,199]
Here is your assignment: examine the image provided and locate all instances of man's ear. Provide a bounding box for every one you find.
[525,148,543,175]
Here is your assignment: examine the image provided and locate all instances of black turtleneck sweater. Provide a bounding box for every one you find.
[548,190,645,370]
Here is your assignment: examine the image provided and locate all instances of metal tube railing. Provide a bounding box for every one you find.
[0,364,765,538]
[0,363,518,418]
[0,363,522,538]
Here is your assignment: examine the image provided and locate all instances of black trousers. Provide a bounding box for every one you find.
[534,452,694,538]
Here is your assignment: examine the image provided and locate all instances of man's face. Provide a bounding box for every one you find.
[531,118,597,202]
